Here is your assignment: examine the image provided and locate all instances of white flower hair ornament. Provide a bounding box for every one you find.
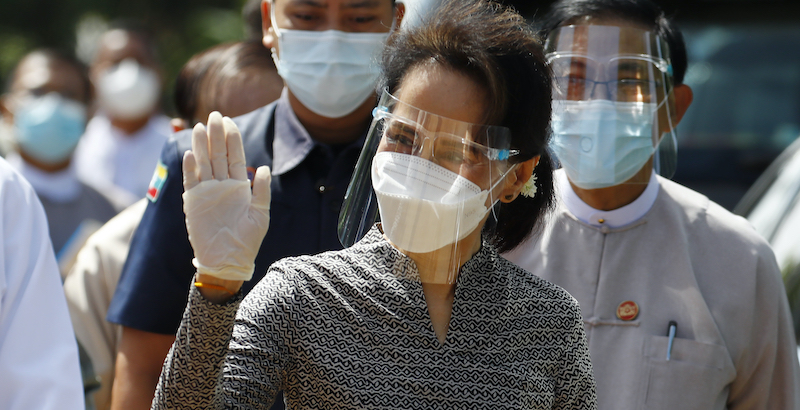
[520,173,538,198]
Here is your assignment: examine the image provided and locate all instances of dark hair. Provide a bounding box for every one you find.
[102,20,160,65]
[539,0,687,84]
[380,0,555,253]
[6,48,92,104]
[242,0,264,41]
[173,40,276,123]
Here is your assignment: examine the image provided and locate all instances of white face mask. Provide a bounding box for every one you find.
[551,100,657,189]
[270,12,390,118]
[97,58,160,121]
[371,152,491,254]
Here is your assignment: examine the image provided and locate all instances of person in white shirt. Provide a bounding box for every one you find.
[73,23,171,205]
[0,155,84,410]
[504,0,800,408]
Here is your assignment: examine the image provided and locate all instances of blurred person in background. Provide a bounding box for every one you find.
[0,155,84,410]
[171,40,283,131]
[73,23,171,206]
[0,49,119,262]
[64,39,283,410]
[504,0,800,408]
[106,0,404,408]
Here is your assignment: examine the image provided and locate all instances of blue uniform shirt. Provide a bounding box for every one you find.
[107,93,367,334]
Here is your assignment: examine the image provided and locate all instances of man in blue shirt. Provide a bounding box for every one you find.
[106,1,405,408]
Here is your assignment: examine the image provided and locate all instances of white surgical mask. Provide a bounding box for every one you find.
[551,100,657,189]
[371,152,491,254]
[97,58,160,120]
[14,93,87,164]
[270,12,389,118]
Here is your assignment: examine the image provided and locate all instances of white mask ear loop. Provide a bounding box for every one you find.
[269,0,282,55]
[269,0,281,36]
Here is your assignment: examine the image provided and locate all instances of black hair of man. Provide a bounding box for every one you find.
[173,40,276,123]
[4,48,92,105]
[242,0,264,41]
[102,20,160,65]
[245,0,398,40]
[538,0,687,85]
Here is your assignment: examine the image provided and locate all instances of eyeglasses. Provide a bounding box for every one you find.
[548,53,670,102]
[554,76,665,102]
[375,110,518,171]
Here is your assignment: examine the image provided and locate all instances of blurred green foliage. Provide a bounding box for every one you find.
[0,0,256,115]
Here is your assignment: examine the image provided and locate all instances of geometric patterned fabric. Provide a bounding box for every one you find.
[153,225,598,409]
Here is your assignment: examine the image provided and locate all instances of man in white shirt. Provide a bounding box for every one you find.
[0,155,84,410]
[73,24,171,205]
[505,0,800,408]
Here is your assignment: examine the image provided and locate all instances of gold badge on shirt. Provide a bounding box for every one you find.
[616,300,639,321]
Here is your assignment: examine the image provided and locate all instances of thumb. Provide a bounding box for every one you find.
[251,165,272,210]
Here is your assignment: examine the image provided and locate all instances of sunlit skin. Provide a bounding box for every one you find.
[0,52,89,173]
[92,29,162,135]
[558,16,693,210]
[260,0,404,145]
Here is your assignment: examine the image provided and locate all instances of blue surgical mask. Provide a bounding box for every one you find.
[14,92,87,164]
[270,10,390,118]
[551,100,657,189]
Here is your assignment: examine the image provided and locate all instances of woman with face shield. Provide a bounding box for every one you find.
[152,1,598,409]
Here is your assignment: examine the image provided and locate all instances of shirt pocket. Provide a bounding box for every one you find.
[642,335,736,409]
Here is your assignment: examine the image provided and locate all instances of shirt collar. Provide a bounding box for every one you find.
[271,89,316,175]
[559,169,660,228]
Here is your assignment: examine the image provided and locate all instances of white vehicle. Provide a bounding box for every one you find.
[736,135,800,351]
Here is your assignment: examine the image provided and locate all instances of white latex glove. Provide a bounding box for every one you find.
[182,112,271,281]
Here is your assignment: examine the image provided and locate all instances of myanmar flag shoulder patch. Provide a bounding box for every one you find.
[146,160,168,202]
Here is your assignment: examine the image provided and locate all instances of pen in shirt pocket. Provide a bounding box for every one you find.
[666,321,678,361]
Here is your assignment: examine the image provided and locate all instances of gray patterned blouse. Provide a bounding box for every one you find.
[152,226,597,409]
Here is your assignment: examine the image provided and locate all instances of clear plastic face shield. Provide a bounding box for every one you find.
[545,25,679,189]
[338,89,518,283]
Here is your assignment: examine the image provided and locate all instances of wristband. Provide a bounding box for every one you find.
[193,281,236,296]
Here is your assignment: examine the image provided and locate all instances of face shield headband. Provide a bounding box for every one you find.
[545,25,679,187]
[338,89,518,258]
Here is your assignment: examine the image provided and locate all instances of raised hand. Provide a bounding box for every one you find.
[182,112,271,294]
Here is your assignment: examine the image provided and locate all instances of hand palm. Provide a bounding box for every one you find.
[182,112,271,281]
